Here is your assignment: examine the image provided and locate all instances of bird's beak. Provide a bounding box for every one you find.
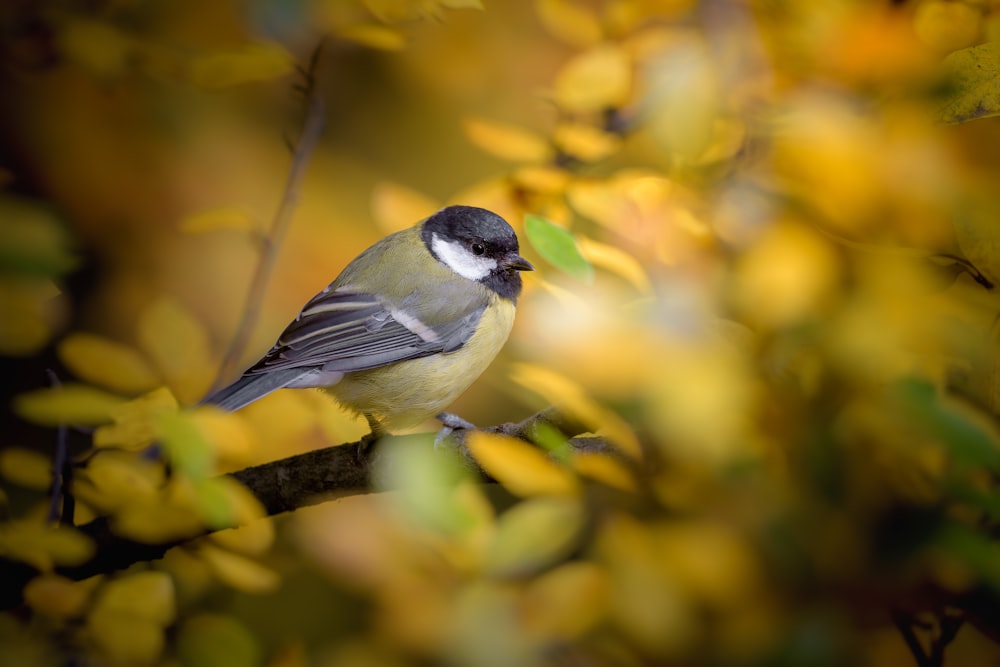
[504,253,534,272]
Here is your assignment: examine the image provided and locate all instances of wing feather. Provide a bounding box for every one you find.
[245,287,485,375]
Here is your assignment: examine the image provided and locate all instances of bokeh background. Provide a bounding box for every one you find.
[4,0,1000,665]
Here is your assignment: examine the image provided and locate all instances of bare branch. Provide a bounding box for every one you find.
[210,40,328,393]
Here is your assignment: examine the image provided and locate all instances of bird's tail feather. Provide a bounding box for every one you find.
[200,369,308,412]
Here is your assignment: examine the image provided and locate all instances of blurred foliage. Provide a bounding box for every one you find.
[4,0,1000,666]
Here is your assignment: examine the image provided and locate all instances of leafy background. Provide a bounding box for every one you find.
[3,0,1000,665]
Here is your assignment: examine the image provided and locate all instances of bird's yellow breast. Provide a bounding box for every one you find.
[327,296,517,430]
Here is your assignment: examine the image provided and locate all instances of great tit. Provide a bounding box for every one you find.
[203,205,534,435]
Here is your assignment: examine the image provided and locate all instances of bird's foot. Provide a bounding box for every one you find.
[357,414,387,460]
[434,412,477,449]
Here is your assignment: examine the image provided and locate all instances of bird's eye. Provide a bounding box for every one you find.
[471,242,486,256]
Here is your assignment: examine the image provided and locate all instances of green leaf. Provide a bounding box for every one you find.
[484,497,586,577]
[176,614,260,667]
[937,41,1000,124]
[157,412,214,479]
[524,215,594,282]
[0,195,76,278]
[892,377,1000,473]
[938,522,1000,588]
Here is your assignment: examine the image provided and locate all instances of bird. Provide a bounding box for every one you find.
[202,205,534,438]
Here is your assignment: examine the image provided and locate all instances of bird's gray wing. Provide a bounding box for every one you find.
[201,286,486,411]
[249,286,486,375]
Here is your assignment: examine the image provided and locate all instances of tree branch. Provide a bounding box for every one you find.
[0,408,618,609]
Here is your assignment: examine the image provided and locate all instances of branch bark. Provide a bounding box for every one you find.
[0,407,617,610]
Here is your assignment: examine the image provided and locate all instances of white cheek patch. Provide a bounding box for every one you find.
[431,234,497,281]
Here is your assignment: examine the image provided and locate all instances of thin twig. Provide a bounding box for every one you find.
[210,40,328,393]
[44,369,73,526]
[892,610,933,667]
[892,608,965,667]
[929,611,964,667]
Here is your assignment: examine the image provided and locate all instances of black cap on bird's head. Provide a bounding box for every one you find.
[421,205,534,301]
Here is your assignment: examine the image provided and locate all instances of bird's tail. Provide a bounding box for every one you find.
[200,368,308,412]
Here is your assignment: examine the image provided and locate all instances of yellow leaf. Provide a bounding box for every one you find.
[462,117,553,163]
[159,546,214,603]
[449,177,520,224]
[523,561,609,639]
[597,514,698,656]
[537,0,603,47]
[92,571,175,624]
[198,544,281,594]
[565,169,691,246]
[179,206,258,235]
[24,573,101,619]
[914,1,981,54]
[732,221,840,328]
[186,43,294,89]
[58,333,160,395]
[189,407,255,469]
[642,38,721,163]
[206,518,275,556]
[465,432,579,497]
[484,497,585,577]
[176,614,261,667]
[552,122,621,162]
[74,451,164,513]
[371,181,441,235]
[93,387,178,450]
[111,478,206,543]
[576,235,652,295]
[0,279,59,356]
[510,165,571,193]
[938,41,1000,124]
[194,476,265,528]
[137,298,214,405]
[0,447,53,491]
[337,24,407,50]
[553,44,632,112]
[508,363,642,459]
[360,0,418,21]
[0,520,94,571]
[653,521,760,607]
[570,452,637,492]
[113,501,205,544]
[771,98,882,230]
[58,19,133,79]
[87,612,165,666]
[13,384,126,427]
